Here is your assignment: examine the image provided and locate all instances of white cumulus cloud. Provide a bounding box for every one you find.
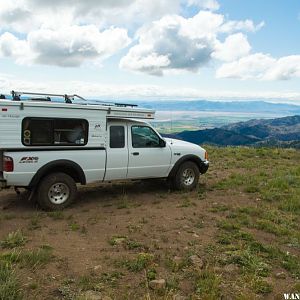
[212,33,251,62]
[187,0,220,11]
[120,10,264,75]
[264,55,300,80]
[0,0,35,33]
[3,0,175,30]
[0,32,32,64]
[216,53,300,81]
[120,13,217,75]
[220,20,265,33]
[0,26,131,67]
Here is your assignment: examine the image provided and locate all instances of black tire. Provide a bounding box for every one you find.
[173,161,200,191]
[37,173,77,211]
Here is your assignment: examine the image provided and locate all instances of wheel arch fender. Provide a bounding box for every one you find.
[29,160,86,188]
[168,155,203,178]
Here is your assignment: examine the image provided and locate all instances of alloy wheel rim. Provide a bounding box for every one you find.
[48,183,70,204]
[182,168,195,186]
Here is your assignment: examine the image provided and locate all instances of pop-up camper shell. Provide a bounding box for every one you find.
[0,91,155,150]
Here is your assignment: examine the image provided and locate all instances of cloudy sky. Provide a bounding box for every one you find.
[0,0,300,103]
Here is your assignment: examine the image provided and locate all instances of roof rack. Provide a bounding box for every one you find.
[10,91,138,108]
[11,90,85,104]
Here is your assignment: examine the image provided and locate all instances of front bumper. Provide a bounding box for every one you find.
[199,160,209,174]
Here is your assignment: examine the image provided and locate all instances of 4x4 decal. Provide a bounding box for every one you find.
[19,157,39,164]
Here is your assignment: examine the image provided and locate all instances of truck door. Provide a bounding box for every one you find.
[105,122,129,180]
[127,124,172,179]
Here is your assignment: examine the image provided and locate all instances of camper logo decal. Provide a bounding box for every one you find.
[19,157,39,164]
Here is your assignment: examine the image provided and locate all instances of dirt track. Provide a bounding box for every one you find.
[0,180,220,299]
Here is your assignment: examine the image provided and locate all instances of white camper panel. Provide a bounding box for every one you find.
[0,109,22,148]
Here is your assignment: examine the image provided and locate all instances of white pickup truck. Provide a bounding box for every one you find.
[0,91,209,210]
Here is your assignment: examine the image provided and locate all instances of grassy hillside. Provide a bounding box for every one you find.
[0,146,299,299]
[163,115,300,148]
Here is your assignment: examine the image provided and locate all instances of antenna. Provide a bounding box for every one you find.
[169,109,174,144]
[171,110,173,133]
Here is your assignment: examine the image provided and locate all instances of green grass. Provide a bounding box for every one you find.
[117,201,130,209]
[47,211,65,220]
[217,220,240,232]
[165,254,190,273]
[226,248,270,277]
[195,270,221,299]
[21,248,54,268]
[59,271,124,298]
[100,271,124,287]
[0,214,17,221]
[214,217,299,295]
[0,262,22,300]
[117,194,130,209]
[0,231,26,249]
[177,197,196,208]
[108,235,128,246]
[108,235,145,250]
[211,147,300,218]
[166,275,180,291]
[77,275,99,291]
[209,204,230,213]
[125,239,145,250]
[28,214,42,230]
[227,206,300,247]
[250,277,273,294]
[0,247,54,269]
[69,222,80,231]
[116,253,154,272]
[207,146,300,294]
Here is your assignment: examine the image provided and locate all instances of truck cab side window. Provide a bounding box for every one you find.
[132,126,160,148]
[110,126,125,148]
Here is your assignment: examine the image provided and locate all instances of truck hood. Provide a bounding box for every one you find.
[164,137,207,161]
[164,138,203,151]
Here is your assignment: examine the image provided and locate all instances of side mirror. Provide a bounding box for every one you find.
[159,139,166,147]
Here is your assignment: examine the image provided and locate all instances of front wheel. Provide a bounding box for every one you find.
[173,161,200,191]
[37,173,77,210]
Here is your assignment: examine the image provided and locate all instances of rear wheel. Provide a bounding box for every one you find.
[37,173,77,210]
[173,161,199,191]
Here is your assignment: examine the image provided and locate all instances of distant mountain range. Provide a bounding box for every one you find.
[165,115,300,148]
[136,100,300,114]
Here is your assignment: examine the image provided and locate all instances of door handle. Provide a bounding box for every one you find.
[131,152,140,156]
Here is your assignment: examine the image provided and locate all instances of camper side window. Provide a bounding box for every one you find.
[22,118,88,146]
